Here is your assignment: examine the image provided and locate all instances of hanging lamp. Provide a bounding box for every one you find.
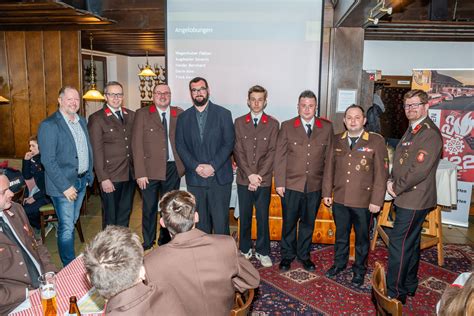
[83,33,105,101]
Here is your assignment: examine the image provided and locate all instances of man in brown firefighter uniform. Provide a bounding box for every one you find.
[386,89,442,304]
[324,104,388,286]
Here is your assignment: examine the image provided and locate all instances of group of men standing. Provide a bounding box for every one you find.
[28,76,440,306]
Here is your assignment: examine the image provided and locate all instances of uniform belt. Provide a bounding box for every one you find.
[78,172,87,178]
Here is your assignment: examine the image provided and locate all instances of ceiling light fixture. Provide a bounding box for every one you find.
[83,33,105,101]
[138,51,157,77]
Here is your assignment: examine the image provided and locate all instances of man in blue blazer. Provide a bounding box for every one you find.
[38,86,94,266]
[175,77,235,235]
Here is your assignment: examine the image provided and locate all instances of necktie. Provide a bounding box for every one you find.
[0,216,40,287]
[306,124,312,138]
[350,137,358,150]
[253,118,258,128]
[162,112,169,161]
[405,126,413,142]
[115,110,124,124]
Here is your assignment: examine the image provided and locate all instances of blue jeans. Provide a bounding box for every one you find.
[51,177,87,266]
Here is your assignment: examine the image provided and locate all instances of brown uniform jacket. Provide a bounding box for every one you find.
[274,116,334,195]
[132,105,185,180]
[234,112,279,187]
[106,274,186,316]
[332,131,388,208]
[0,203,57,315]
[145,229,260,316]
[392,117,442,210]
[87,105,135,183]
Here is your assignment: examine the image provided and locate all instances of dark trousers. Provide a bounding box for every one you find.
[141,162,180,248]
[187,177,231,235]
[387,206,431,299]
[237,184,271,255]
[23,197,49,230]
[332,203,372,275]
[100,179,135,228]
[281,189,321,261]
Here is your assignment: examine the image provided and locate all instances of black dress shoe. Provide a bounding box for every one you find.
[279,258,293,271]
[297,258,316,271]
[325,265,346,277]
[351,273,365,287]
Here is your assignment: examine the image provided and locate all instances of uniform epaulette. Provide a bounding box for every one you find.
[369,131,384,138]
[424,122,431,129]
[318,117,332,123]
[267,114,279,123]
[174,106,184,111]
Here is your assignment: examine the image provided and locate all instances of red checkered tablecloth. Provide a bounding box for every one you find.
[10,256,103,316]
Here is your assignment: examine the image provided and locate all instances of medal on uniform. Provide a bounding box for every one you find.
[365,165,370,171]
[399,158,404,165]
[360,158,367,166]
[355,164,361,171]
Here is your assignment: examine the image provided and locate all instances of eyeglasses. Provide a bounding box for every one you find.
[190,87,207,94]
[153,92,171,97]
[403,102,424,109]
[105,93,124,98]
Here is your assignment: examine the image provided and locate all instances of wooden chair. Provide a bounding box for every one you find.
[39,203,85,244]
[370,201,444,266]
[12,184,25,203]
[371,261,403,316]
[230,289,255,316]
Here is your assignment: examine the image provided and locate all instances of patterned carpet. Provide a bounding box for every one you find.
[248,242,473,315]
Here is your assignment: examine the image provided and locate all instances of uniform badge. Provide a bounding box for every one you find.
[416,151,427,163]
[365,165,370,171]
[5,210,14,217]
[399,158,404,165]
[360,158,367,166]
[355,164,361,171]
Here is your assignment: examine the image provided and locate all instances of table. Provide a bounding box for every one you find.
[9,256,103,316]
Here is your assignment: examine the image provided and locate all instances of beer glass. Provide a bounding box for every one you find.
[38,272,58,316]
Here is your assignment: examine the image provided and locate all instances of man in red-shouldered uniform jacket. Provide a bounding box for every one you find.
[274,90,334,272]
[132,84,185,250]
[88,81,135,228]
[233,85,279,267]
[386,89,442,304]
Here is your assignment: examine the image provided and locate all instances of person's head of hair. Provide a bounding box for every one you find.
[28,135,37,143]
[298,90,317,103]
[83,226,144,299]
[104,81,123,94]
[189,77,208,90]
[403,89,429,104]
[439,274,473,316]
[58,85,78,98]
[344,104,365,117]
[159,190,197,236]
[248,85,267,100]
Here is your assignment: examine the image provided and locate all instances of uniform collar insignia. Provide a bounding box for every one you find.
[104,107,113,116]
[315,118,322,128]
[261,113,268,124]
[294,118,301,128]
[5,209,14,217]
[412,124,422,134]
[122,107,128,115]
[245,113,251,123]
[362,131,369,141]
[170,108,177,117]
[341,131,348,139]
[149,105,157,113]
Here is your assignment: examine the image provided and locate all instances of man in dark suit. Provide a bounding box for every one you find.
[150,190,260,315]
[83,225,186,316]
[175,77,235,235]
[38,86,94,266]
[274,90,334,272]
[386,89,442,304]
[88,81,135,228]
[132,84,185,250]
[0,172,57,315]
[324,105,388,286]
[233,85,279,267]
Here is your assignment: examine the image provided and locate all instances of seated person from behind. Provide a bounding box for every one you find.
[83,225,186,316]
[22,135,51,234]
[148,190,260,316]
[0,171,57,315]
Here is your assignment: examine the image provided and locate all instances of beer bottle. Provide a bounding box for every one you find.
[68,296,81,316]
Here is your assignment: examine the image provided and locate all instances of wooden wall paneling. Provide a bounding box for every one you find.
[6,31,30,157]
[43,31,62,116]
[26,31,46,138]
[0,31,14,156]
[60,31,83,115]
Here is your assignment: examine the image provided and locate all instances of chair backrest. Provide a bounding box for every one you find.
[230,289,255,316]
[12,184,25,203]
[371,262,402,316]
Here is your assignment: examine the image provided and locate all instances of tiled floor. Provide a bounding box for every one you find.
[43,192,474,269]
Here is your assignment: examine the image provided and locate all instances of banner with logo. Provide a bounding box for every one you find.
[412,69,473,227]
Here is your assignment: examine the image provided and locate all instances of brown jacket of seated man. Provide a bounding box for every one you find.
[147,190,260,316]
[0,189,57,315]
